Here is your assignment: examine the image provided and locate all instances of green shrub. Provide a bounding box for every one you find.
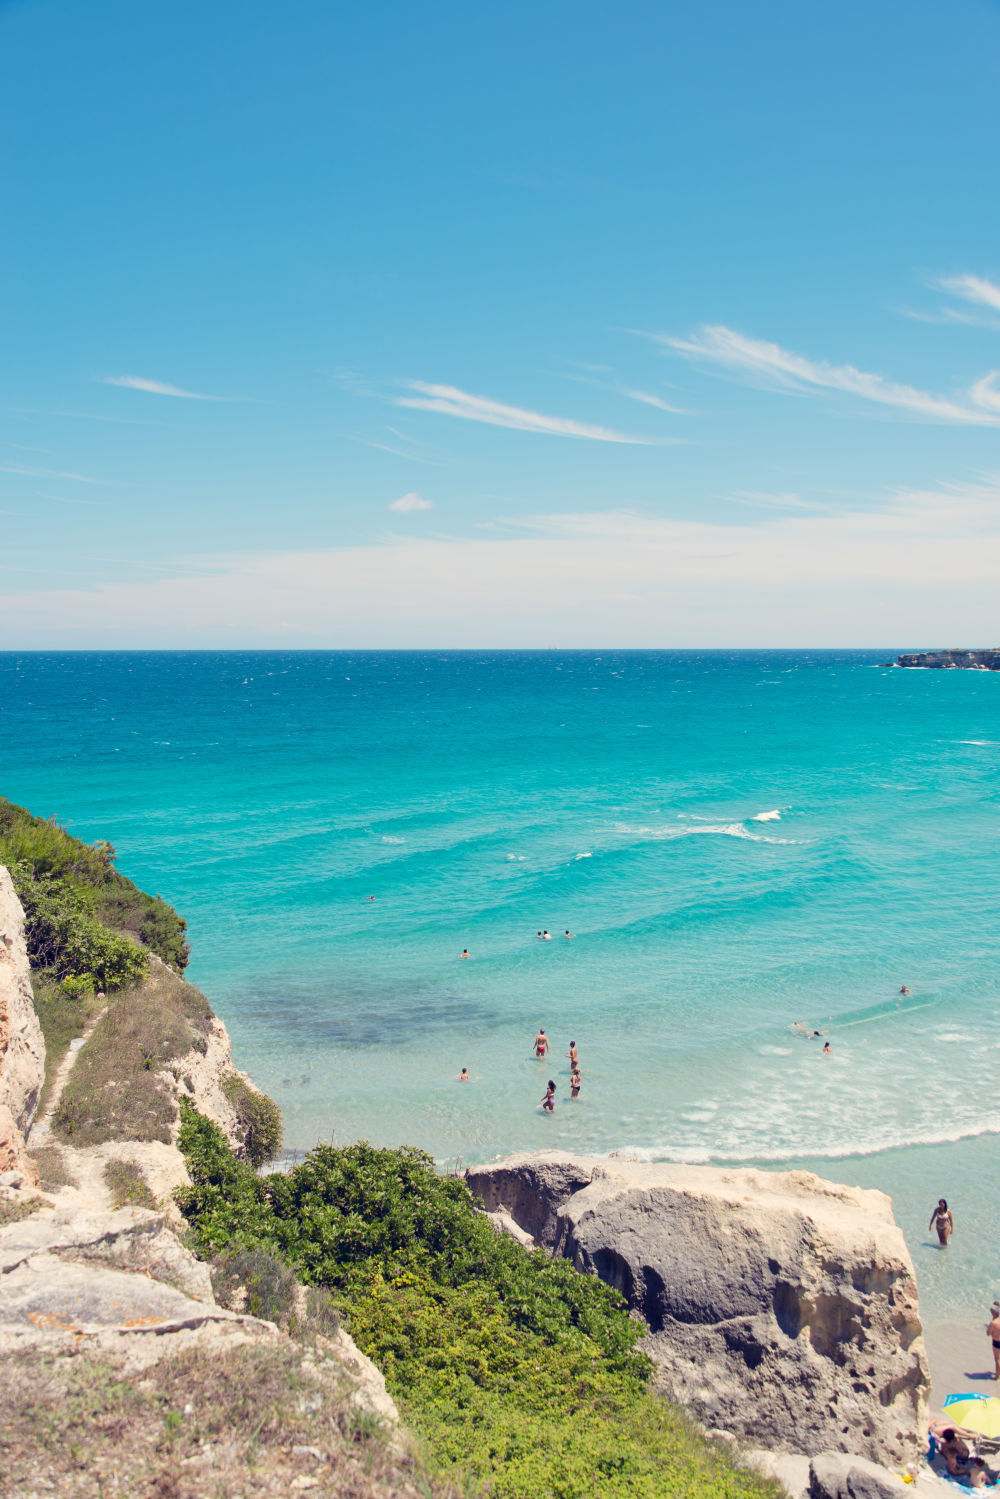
[220,1072,283,1169]
[0,796,189,980]
[176,1108,776,1499]
[11,862,149,991]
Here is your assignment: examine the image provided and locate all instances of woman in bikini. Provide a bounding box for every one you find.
[929,1198,954,1246]
[540,1079,556,1112]
[570,1068,581,1099]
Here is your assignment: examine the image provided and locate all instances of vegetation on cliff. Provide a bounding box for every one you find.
[178,1106,776,1499]
[0,796,189,992]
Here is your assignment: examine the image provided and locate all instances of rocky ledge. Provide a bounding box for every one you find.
[891,648,1000,669]
[468,1151,929,1466]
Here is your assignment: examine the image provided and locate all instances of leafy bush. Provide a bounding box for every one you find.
[220,1072,284,1169]
[0,796,189,981]
[177,1108,776,1499]
[11,861,149,991]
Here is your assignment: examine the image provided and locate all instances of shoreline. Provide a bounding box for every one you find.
[924,1316,999,1408]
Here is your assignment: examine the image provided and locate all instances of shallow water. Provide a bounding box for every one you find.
[2,648,998,1323]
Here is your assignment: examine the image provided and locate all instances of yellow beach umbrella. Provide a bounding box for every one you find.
[942,1398,1000,1439]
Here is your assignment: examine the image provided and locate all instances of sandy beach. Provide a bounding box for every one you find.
[925,1318,999,1410]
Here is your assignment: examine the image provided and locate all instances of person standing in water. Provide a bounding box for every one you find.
[566,1041,579,1070]
[929,1198,954,1246]
[534,1029,550,1059]
[540,1079,556,1112]
[458,1068,469,1083]
[570,1068,581,1099]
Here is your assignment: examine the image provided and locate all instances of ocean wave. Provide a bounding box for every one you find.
[750,809,782,822]
[574,851,593,860]
[608,1118,1000,1169]
[380,835,406,844]
[617,821,796,846]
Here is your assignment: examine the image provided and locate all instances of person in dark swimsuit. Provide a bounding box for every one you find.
[541,1079,556,1112]
[989,1305,1000,1380]
[570,1068,581,1099]
[929,1198,954,1246]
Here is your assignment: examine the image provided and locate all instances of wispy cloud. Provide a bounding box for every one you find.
[938,274,1000,312]
[725,489,828,512]
[5,476,999,647]
[99,375,226,400]
[388,491,433,513]
[1,465,102,483]
[393,381,650,443]
[655,324,1000,425]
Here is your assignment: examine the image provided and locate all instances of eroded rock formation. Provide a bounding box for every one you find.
[0,867,44,1181]
[468,1151,929,1464]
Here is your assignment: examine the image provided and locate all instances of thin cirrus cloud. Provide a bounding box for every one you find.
[393,381,650,443]
[388,492,433,513]
[937,274,1000,312]
[656,324,1000,425]
[0,464,101,482]
[99,375,226,400]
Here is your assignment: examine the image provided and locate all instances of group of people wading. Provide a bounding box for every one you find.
[534,1028,581,1111]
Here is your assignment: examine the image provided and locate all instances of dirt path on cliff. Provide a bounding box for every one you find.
[28,1000,108,1149]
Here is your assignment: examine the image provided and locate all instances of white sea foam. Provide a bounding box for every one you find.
[757,1044,793,1056]
[505,853,526,861]
[958,740,997,746]
[751,809,782,822]
[380,835,406,844]
[618,821,796,846]
[574,851,593,860]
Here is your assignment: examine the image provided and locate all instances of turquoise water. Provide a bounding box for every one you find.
[2,650,999,1325]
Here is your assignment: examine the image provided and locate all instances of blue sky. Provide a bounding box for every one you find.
[2,0,1000,645]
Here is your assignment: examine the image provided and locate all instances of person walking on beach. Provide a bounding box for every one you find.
[534,1029,550,1059]
[570,1068,581,1099]
[988,1303,1000,1380]
[541,1079,556,1112]
[929,1198,954,1246]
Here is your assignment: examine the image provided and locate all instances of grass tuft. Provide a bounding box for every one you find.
[103,1157,158,1210]
[53,963,213,1146]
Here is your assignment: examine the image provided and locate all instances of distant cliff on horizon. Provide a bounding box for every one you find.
[892,648,1000,670]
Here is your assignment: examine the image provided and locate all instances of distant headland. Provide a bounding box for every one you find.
[889,648,1000,670]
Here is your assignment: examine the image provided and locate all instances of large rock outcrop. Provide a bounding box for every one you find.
[0,867,44,1181]
[467,1152,928,1464]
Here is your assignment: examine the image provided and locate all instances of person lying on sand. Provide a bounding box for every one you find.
[939,1429,972,1476]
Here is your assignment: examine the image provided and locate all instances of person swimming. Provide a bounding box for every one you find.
[458,1067,469,1082]
[822,1041,832,1054]
[541,1079,556,1112]
[542,930,552,940]
[564,929,573,938]
[460,948,470,959]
